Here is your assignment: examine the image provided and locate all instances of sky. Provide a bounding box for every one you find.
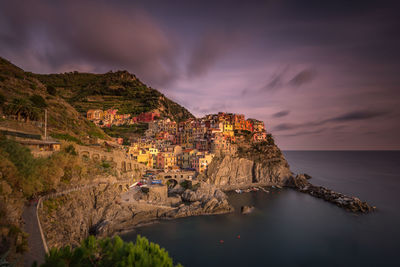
[1,0,399,150]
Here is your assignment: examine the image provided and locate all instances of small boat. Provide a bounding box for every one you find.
[258,187,269,193]
[235,189,243,194]
[129,182,138,188]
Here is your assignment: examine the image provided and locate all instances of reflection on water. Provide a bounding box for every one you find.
[122,151,400,267]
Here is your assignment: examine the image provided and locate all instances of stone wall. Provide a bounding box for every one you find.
[75,145,147,174]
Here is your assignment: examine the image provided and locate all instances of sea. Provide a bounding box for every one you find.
[122,151,400,267]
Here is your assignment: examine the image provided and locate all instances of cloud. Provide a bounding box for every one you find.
[0,0,178,87]
[258,66,315,93]
[190,102,228,114]
[273,109,390,132]
[279,128,325,137]
[326,110,390,122]
[260,66,289,92]
[272,110,290,118]
[289,69,316,87]
[262,74,283,91]
[187,30,239,78]
[273,123,299,131]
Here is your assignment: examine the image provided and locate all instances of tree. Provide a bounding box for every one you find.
[40,235,182,267]
[29,94,47,108]
[0,93,5,105]
[46,85,57,96]
[4,98,39,121]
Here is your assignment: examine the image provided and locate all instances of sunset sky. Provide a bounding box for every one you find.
[1,0,399,150]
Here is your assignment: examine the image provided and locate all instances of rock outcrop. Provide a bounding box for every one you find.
[286,174,376,213]
[39,181,232,249]
[241,205,255,214]
[202,142,292,190]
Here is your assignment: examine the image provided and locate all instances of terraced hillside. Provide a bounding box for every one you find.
[33,70,193,122]
[0,57,194,142]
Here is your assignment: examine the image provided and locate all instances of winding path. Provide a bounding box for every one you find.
[22,203,46,267]
[22,179,132,266]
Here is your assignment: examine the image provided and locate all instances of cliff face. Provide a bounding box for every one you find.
[39,182,232,249]
[203,141,292,190]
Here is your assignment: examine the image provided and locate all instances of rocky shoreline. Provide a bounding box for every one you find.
[39,181,233,249]
[38,141,376,250]
[285,174,376,213]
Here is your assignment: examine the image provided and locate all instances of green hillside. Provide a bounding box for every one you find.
[33,70,193,121]
[0,57,194,142]
[0,57,106,142]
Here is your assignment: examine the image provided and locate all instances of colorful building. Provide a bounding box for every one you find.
[134,111,160,123]
[87,109,103,120]
[156,152,176,170]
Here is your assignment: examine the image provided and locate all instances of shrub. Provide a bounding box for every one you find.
[101,161,110,169]
[64,144,77,156]
[40,235,182,267]
[266,133,275,146]
[50,133,82,144]
[29,94,47,108]
[0,93,5,105]
[4,98,40,121]
[46,85,57,96]
[180,180,192,190]
[0,136,86,197]
[88,130,105,139]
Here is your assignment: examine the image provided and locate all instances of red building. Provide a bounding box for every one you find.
[133,111,160,123]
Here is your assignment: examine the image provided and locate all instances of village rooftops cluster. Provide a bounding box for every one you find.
[87,109,160,128]
[126,112,267,173]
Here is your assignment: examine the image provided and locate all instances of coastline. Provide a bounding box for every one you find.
[37,181,233,249]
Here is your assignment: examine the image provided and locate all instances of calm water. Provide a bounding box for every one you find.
[122,151,400,266]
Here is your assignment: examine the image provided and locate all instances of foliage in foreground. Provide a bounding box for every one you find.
[0,135,113,198]
[40,235,182,267]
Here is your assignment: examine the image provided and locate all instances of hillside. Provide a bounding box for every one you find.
[0,57,108,143]
[0,57,194,142]
[32,70,193,123]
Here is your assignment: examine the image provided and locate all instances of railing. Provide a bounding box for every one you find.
[41,179,132,200]
[36,178,133,253]
[36,198,49,254]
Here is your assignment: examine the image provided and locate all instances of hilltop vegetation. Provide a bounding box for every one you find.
[0,57,106,142]
[0,56,194,143]
[33,70,193,122]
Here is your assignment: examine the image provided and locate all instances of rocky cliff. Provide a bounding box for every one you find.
[39,181,232,249]
[202,140,292,190]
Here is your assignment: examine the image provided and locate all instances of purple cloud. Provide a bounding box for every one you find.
[0,0,178,87]
[272,110,290,118]
[289,69,316,87]
[187,30,240,78]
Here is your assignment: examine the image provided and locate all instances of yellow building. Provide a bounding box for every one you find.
[157,152,177,169]
[87,109,103,120]
[149,147,159,156]
[198,153,214,173]
[223,122,233,132]
[136,149,151,166]
[178,149,198,169]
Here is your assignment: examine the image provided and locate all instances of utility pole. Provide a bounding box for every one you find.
[44,109,47,140]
